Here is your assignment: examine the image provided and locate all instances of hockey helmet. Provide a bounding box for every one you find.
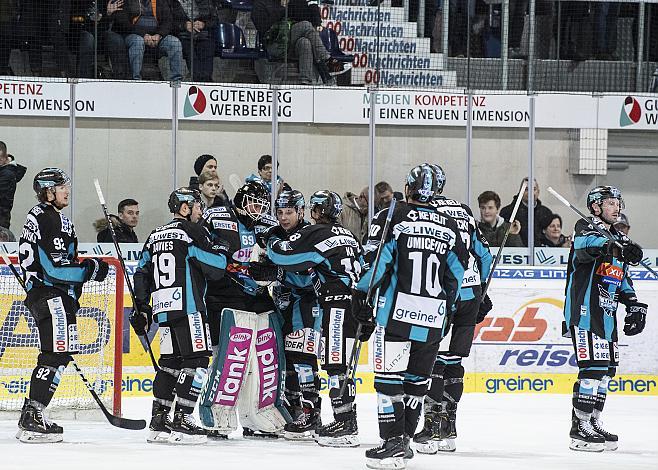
[168,187,203,214]
[309,190,342,221]
[587,186,624,214]
[234,180,271,227]
[275,190,305,211]
[406,164,438,203]
[33,167,70,194]
[429,164,447,196]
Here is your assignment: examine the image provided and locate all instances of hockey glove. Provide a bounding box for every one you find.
[81,258,110,282]
[249,260,284,282]
[351,289,374,323]
[477,292,493,324]
[623,302,647,336]
[358,319,376,342]
[620,241,643,266]
[130,304,153,336]
[256,225,287,249]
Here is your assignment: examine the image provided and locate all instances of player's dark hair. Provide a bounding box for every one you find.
[375,181,393,194]
[258,154,272,171]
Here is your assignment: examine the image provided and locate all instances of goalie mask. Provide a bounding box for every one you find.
[234,181,271,228]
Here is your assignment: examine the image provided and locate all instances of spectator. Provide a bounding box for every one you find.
[96,198,140,242]
[374,181,395,212]
[499,177,553,247]
[198,170,229,209]
[79,0,129,78]
[592,2,620,60]
[171,0,217,82]
[0,225,15,242]
[477,190,523,247]
[251,0,337,85]
[0,143,27,230]
[113,0,183,81]
[0,0,18,75]
[508,0,528,58]
[188,154,232,203]
[614,213,630,236]
[338,187,368,242]
[245,154,289,195]
[538,213,571,248]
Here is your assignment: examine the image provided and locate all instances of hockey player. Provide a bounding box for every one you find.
[198,180,289,439]
[263,190,363,447]
[564,186,646,452]
[414,164,493,453]
[133,187,227,444]
[250,189,324,439]
[353,164,469,469]
[17,168,110,443]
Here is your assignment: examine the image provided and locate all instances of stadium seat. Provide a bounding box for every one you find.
[218,0,254,11]
[215,23,266,60]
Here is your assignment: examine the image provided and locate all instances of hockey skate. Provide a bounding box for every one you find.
[16,399,63,444]
[168,411,208,445]
[402,436,414,460]
[243,427,280,439]
[415,404,455,454]
[365,436,406,469]
[315,411,359,448]
[206,429,229,440]
[569,417,605,452]
[284,407,321,441]
[591,417,618,451]
[147,403,172,444]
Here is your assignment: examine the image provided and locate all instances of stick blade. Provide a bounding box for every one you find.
[93,179,106,205]
[108,415,147,430]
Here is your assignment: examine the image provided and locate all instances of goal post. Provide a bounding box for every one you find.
[0,256,123,417]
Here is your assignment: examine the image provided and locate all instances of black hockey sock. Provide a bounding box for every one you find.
[153,368,178,407]
[295,363,320,409]
[328,374,355,418]
[28,364,65,408]
[284,367,302,409]
[592,376,611,419]
[426,359,445,403]
[377,392,405,439]
[443,361,465,403]
[28,353,71,408]
[174,367,208,415]
[572,378,600,419]
[403,376,429,437]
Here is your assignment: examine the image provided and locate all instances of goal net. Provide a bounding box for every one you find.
[0,256,123,417]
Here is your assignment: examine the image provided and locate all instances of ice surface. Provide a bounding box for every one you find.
[1,394,656,470]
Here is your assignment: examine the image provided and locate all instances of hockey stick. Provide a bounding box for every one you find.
[481,180,527,299]
[93,179,159,372]
[340,199,397,396]
[0,252,146,430]
[547,187,658,279]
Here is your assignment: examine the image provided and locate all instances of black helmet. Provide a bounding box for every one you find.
[587,186,624,214]
[234,180,271,227]
[429,164,446,196]
[309,190,342,221]
[275,190,305,211]
[406,164,438,203]
[168,187,203,214]
[33,168,70,194]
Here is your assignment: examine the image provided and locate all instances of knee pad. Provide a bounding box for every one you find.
[374,373,404,397]
[443,360,464,380]
[325,364,347,377]
[37,351,72,369]
[286,351,319,370]
[158,356,183,378]
[403,374,430,398]
[577,367,607,381]
[181,356,209,370]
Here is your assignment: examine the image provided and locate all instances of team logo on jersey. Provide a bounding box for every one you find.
[596,262,623,286]
[392,293,445,329]
[212,220,238,231]
[152,287,182,314]
[597,286,618,315]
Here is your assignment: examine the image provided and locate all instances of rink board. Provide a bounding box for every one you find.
[2,261,657,399]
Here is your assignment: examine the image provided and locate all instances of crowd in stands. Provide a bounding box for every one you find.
[1,1,656,83]
[0,138,632,247]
